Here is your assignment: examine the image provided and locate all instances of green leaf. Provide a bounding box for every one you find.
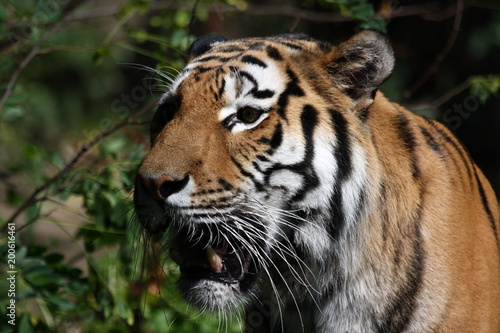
[2,106,24,122]
[18,314,35,333]
[196,10,209,22]
[102,191,118,209]
[26,204,40,223]
[227,0,248,11]
[115,299,130,320]
[4,88,28,104]
[16,246,28,261]
[350,3,374,20]
[6,189,23,206]
[68,280,89,293]
[149,16,163,28]
[26,245,46,257]
[92,48,113,65]
[47,295,76,311]
[17,288,37,300]
[129,29,149,43]
[359,17,387,33]
[174,11,190,28]
[45,253,64,264]
[469,74,500,104]
[19,257,46,274]
[21,145,41,160]
[99,137,127,158]
[24,266,63,290]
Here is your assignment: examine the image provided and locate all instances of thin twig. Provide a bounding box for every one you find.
[1,7,75,111]
[409,78,471,111]
[404,0,464,99]
[430,78,471,107]
[288,9,303,33]
[1,101,156,233]
[0,45,40,111]
[36,37,127,55]
[129,120,151,126]
[188,0,201,38]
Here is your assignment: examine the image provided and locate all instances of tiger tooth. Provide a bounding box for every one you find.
[206,246,223,272]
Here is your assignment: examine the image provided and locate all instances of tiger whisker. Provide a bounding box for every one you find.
[215,215,308,332]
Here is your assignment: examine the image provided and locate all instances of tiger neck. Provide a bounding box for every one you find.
[265,92,423,313]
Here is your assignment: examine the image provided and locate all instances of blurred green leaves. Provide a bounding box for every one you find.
[0,244,87,331]
[325,0,387,32]
[470,74,500,104]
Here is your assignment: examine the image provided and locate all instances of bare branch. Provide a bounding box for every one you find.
[404,0,464,99]
[0,9,78,111]
[409,79,471,111]
[64,1,460,24]
[235,2,460,23]
[188,0,201,37]
[430,78,471,108]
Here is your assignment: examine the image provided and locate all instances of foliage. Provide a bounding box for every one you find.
[469,74,500,104]
[324,0,387,32]
[1,0,499,332]
[0,0,236,331]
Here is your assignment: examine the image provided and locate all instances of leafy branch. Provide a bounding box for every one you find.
[1,101,155,233]
[0,45,40,111]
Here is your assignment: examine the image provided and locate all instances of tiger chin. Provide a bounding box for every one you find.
[134,31,500,332]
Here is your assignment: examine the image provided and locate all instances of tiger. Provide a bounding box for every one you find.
[133,30,500,332]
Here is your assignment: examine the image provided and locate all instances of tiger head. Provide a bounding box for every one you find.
[134,30,394,312]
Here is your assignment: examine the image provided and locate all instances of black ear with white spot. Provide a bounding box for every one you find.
[188,33,227,60]
[327,30,394,108]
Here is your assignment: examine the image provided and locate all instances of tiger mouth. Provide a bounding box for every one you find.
[169,227,258,285]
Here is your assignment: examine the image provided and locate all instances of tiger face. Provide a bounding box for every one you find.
[134,31,500,332]
[134,32,373,311]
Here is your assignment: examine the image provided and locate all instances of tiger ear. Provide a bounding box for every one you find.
[188,33,227,60]
[326,30,394,107]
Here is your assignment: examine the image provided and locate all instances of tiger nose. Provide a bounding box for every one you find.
[139,174,189,201]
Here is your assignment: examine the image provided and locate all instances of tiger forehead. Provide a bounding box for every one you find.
[172,37,327,100]
[192,37,325,66]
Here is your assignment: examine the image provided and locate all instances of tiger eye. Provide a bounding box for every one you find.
[237,106,263,124]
